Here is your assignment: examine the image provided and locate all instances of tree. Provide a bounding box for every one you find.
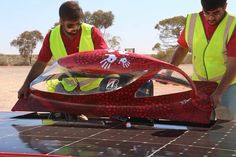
[51,10,120,50]
[151,48,176,62]
[153,16,186,50]
[10,30,43,65]
[83,11,93,24]
[82,10,120,49]
[52,10,114,31]
[152,16,192,64]
[82,10,114,34]
[104,33,121,50]
[87,10,114,33]
[152,43,161,51]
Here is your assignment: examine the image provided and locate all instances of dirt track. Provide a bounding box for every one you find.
[0,66,31,111]
[0,65,193,111]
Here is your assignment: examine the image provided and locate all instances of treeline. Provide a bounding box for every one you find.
[0,54,38,66]
[151,48,192,64]
[0,50,192,66]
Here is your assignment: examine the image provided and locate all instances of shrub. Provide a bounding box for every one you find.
[151,48,192,64]
[0,54,8,66]
[0,54,38,66]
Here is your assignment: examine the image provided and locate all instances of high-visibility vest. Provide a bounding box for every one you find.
[50,23,94,60]
[185,13,236,84]
[48,23,102,92]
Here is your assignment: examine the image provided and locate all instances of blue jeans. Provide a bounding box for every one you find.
[220,83,236,120]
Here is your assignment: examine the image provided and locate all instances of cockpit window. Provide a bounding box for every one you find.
[30,62,147,95]
[135,69,191,97]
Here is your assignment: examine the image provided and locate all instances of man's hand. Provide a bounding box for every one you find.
[210,90,222,109]
[18,85,29,99]
[17,60,47,99]
[211,57,236,109]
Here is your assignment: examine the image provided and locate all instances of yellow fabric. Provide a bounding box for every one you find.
[76,77,102,91]
[185,13,236,84]
[60,77,102,92]
[42,119,55,125]
[49,25,67,60]
[79,23,94,52]
[46,79,60,92]
[61,78,79,92]
[48,23,101,92]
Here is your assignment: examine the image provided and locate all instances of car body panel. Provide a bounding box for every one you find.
[12,50,217,124]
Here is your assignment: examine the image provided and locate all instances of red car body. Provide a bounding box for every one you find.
[12,49,217,124]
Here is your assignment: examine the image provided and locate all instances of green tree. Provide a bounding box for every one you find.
[153,16,186,50]
[82,10,120,50]
[10,30,43,65]
[152,43,161,51]
[151,48,175,62]
[104,33,121,50]
[83,11,93,24]
[51,10,120,50]
[89,10,114,33]
[53,10,114,31]
[152,16,192,64]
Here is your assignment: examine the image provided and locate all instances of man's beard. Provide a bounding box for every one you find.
[66,30,78,36]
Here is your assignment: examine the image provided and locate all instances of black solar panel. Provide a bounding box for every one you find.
[0,112,235,157]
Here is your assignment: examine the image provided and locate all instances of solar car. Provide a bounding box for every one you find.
[12,49,217,124]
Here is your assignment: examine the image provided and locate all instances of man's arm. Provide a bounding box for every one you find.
[170,46,189,66]
[170,27,189,66]
[92,27,108,49]
[18,60,47,99]
[160,46,189,77]
[211,57,236,107]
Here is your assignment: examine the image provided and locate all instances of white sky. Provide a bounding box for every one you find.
[0,0,235,54]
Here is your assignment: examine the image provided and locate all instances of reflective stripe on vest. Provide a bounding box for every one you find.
[185,13,236,84]
[48,23,101,92]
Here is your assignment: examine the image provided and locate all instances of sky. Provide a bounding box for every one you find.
[1,0,236,55]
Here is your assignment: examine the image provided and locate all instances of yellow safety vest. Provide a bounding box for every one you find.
[48,23,102,92]
[185,13,236,84]
[50,23,95,60]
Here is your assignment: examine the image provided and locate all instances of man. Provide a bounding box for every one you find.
[170,0,236,119]
[18,1,108,120]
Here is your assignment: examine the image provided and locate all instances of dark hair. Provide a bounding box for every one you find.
[201,0,227,11]
[59,1,83,21]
